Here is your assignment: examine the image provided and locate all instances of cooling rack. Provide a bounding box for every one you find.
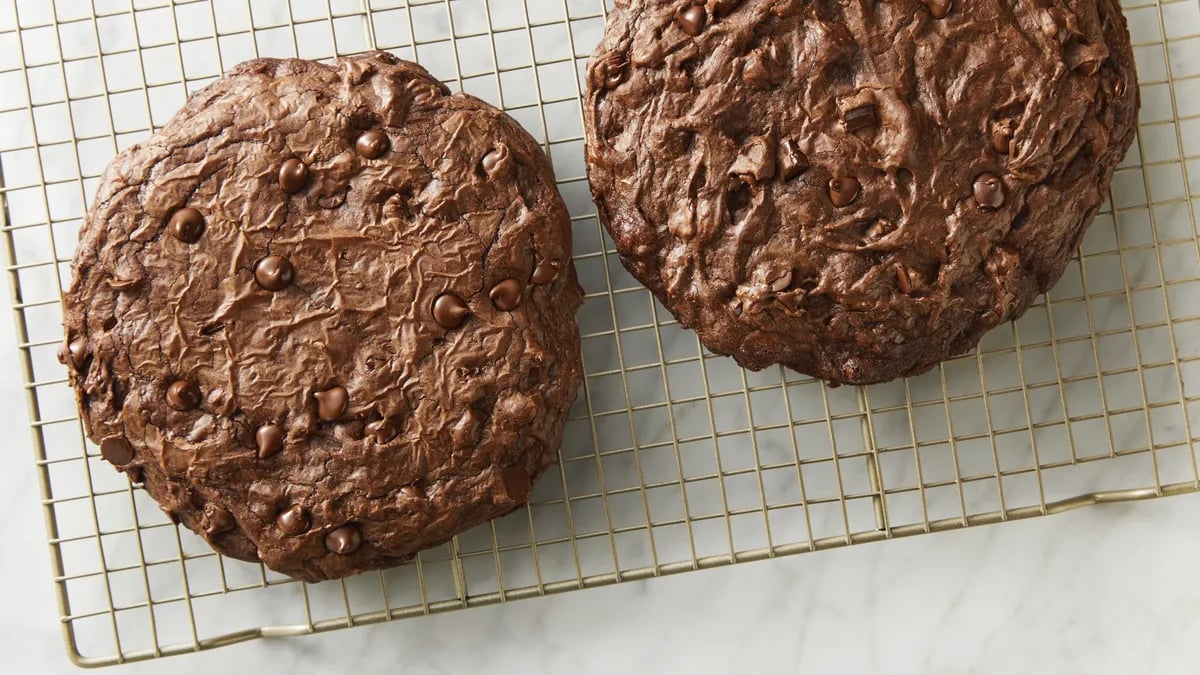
[2,0,1198,667]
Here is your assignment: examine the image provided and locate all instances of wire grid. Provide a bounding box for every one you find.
[1,0,1199,667]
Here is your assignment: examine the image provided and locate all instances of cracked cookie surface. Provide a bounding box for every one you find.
[585,0,1138,384]
[63,53,583,582]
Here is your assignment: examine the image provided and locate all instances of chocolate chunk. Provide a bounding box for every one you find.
[314,385,349,421]
[489,279,522,311]
[356,130,390,159]
[842,105,877,132]
[531,260,560,285]
[277,505,310,535]
[278,158,308,193]
[675,4,707,36]
[325,524,362,555]
[501,466,532,502]
[256,424,284,459]
[828,177,862,207]
[99,435,135,465]
[973,172,1006,209]
[166,379,201,411]
[432,293,470,329]
[167,207,205,244]
[254,255,294,291]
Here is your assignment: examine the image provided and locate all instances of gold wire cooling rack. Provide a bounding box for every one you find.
[2,0,1199,667]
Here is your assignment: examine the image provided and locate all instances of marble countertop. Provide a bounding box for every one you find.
[2,282,1199,673]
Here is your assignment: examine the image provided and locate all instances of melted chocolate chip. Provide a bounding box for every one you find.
[279,158,308,193]
[325,524,362,555]
[675,4,707,36]
[480,145,510,177]
[314,385,349,421]
[531,260,560,285]
[166,379,201,411]
[779,139,809,181]
[973,172,1006,209]
[490,279,522,311]
[433,293,470,329]
[167,208,206,244]
[366,417,400,443]
[400,484,426,500]
[356,130,390,159]
[501,466,532,502]
[204,506,236,535]
[770,269,793,293]
[65,337,88,369]
[922,0,952,19]
[256,424,284,459]
[277,505,310,535]
[991,127,1013,155]
[254,255,295,291]
[99,435,134,465]
[828,177,862,207]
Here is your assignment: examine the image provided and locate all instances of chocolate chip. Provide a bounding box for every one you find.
[256,424,284,459]
[314,385,349,422]
[675,4,707,36]
[490,279,522,311]
[366,416,400,443]
[277,505,310,535]
[325,524,362,554]
[166,379,201,411]
[973,172,1006,209]
[842,105,877,132]
[167,207,205,244]
[355,130,390,159]
[592,52,628,90]
[433,293,470,329]
[204,506,235,536]
[895,264,912,294]
[99,435,134,465]
[991,127,1013,155]
[278,158,308,194]
[828,177,861,207]
[778,139,809,181]
[922,0,952,19]
[65,337,88,369]
[254,255,294,291]
[501,466,532,502]
[531,260,560,285]
[770,269,793,293]
[480,145,510,177]
[400,484,426,500]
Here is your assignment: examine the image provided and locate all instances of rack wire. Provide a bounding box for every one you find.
[1,0,1198,667]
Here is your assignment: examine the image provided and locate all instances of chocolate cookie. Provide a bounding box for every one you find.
[62,52,583,582]
[585,0,1138,384]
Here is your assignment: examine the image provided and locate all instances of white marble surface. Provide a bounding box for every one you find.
[3,282,1200,673]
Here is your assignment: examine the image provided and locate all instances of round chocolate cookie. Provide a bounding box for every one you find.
[62,52,583,582]
[584,0,1138,384]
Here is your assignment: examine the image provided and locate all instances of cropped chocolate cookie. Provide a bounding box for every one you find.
[585,0,1138,384]
[62,53,582,582]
